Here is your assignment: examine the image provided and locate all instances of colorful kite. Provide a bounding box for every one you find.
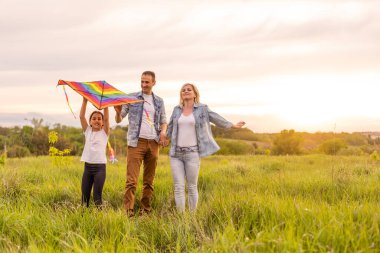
[57,80,142,117]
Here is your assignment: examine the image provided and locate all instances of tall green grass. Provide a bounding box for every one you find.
[0,155,379,252]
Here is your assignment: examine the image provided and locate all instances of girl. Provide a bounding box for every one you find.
[166,83,245,212]
[80,97,110,207]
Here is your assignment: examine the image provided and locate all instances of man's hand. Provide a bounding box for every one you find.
[114,105,123,123]
[114,105,122,114]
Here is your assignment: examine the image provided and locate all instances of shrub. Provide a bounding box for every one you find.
[48,131,72,168]
[215,138,254,155]
[344,134,367,146]
[7,145,31,158]
[370,151,379,161]
[360,145,375,155]
[319,138,346,155]
[272,129,303,155]
[0,152,5,165]
[338,146,364,156]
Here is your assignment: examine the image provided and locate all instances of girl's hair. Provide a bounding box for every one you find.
[179,83,200,106]
[89,111,104,126]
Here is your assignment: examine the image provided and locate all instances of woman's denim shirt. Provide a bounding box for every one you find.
[167,103,233,157]
[121,91,167,147]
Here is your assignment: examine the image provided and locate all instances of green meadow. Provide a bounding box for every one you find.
[1,155,380,252]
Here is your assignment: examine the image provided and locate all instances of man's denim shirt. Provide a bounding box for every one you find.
[167,103,233,157]
[120,91,167,147]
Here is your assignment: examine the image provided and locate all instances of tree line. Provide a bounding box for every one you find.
[1,119,380,158]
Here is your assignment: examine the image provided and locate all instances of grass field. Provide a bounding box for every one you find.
[0,155,380,252]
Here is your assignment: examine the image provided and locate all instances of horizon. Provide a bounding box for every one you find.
[1,0,380,133]
[2,111,380,135]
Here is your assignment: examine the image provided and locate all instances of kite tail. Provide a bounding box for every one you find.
[107,141,118,164]
[144,108,155,130]
[62,85,76,118]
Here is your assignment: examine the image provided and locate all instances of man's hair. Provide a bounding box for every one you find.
[142,71,155,82]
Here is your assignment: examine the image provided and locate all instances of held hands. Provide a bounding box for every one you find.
[159,132,169,147]
[232,121,246,129]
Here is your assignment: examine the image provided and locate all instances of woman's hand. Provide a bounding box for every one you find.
[232,121,245,129]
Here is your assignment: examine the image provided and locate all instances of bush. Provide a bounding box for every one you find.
[370,151,379,161]
[0,152,5,165]
[338,146,364,156]
[319,138,346,155]
[343,134,367,146]
[360,145,376,155]
[48,131,72,168]
[215,138,254,155]
[272,129,303,155]
[7,145,31,158]
[211,126,259,141]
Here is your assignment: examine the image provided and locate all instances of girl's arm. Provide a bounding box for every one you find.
[80,97,88,131]
[103,107,110,135]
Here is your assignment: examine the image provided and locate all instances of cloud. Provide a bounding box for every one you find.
[1,0,380,132]
[1,0,379,78]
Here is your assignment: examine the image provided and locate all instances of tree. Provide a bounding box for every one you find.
[272,129,303,155]
[20,126,33,151]
[30,118,44,131]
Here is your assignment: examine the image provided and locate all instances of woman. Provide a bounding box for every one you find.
[166,83,245,212]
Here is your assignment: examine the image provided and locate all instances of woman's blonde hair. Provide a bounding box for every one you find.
[179,83,200,106]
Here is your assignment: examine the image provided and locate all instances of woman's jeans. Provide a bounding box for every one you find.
[170,149,200,212]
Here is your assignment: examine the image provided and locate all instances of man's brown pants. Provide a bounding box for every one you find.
[124,138,159,214]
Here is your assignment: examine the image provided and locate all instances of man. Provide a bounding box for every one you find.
[114,71,167,216]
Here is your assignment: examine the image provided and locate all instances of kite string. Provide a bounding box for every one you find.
[62,85,76,118]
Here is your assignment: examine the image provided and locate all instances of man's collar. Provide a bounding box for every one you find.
[137,91,155,97]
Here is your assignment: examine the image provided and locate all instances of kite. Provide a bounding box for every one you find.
[57,80,143,117]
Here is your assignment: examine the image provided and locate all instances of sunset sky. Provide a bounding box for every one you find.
[1,0,379,132]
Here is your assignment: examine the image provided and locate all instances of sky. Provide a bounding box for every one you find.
[1,0,379,133]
